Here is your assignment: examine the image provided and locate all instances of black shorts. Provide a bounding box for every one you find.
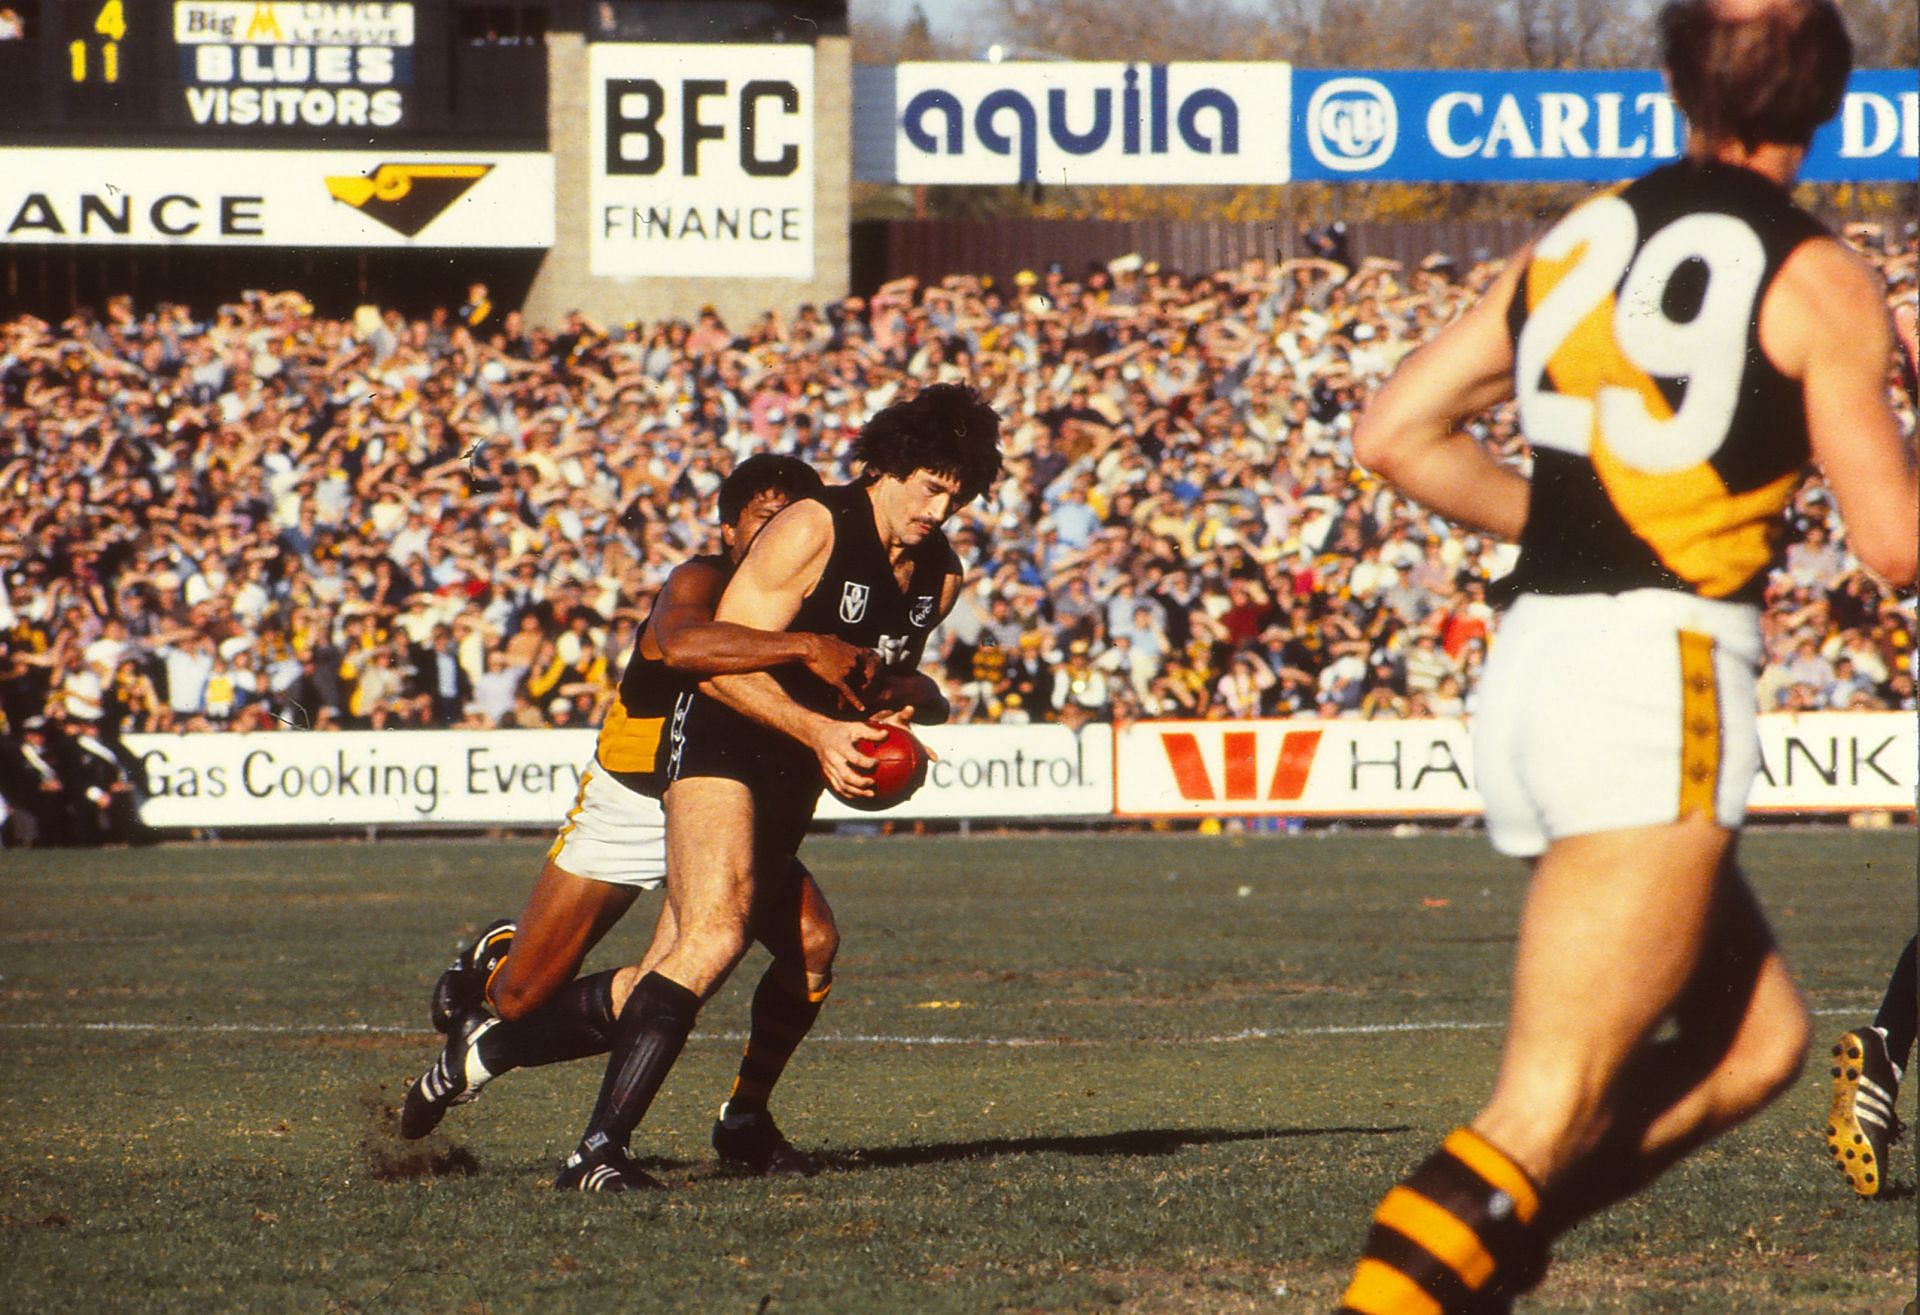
[662,690,823,855]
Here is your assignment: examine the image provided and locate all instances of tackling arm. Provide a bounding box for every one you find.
[1351,255,1532,541]
[647,558,878,711]
[703,502,884,797]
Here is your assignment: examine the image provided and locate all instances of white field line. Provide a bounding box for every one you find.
[0,1006,1872,1048]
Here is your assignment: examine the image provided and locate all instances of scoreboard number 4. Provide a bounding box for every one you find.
[70,0,128,84]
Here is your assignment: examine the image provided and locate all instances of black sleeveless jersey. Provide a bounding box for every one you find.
[593,552,730,794]
[659,480,958,804]
[774,479,957,712]
[1499,159,1828,605]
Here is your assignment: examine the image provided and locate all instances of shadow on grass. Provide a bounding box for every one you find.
[815,1123,1413,1172]
[602,1124,1418,1184]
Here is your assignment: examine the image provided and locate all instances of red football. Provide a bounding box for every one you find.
[836,723,929,812]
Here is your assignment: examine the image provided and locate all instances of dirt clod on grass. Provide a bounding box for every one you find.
[355,1087,480,1182]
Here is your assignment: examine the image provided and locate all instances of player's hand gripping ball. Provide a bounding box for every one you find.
[836,723,929,812]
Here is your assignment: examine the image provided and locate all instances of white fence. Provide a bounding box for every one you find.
[122,711,1913,831]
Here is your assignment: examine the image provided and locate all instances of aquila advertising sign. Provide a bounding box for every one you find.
[875,61,1291,186]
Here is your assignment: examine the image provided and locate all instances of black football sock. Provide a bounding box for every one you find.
[724,966,828,1116]
[474,970,618,1074]
[1337,1127,1548,1315]
[575,972,701,1157]
[1872,935,1917,1077]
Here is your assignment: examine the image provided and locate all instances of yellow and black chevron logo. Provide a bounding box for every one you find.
[325,164,493,237]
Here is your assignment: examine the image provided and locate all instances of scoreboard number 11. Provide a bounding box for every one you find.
[70,0,128,84]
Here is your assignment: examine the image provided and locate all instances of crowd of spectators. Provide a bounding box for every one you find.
[1,224,1913,830]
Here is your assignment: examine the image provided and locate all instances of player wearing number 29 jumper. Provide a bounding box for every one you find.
[1330,1,1918,1311]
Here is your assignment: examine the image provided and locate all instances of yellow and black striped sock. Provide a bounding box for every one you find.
[1337,1127,1547,1315]
[725,967,829,1114]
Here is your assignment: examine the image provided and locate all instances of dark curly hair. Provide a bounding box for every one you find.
[718,453,823,525]
[849,382,1004,506]
[1660,0,1850,150]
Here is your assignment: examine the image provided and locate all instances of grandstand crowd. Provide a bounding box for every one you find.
[1,227,1914,839]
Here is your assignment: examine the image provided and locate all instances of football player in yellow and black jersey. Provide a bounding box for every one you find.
[1332,2,1918,1311]
[398,455,879,1168]
[550,382,1004,1192]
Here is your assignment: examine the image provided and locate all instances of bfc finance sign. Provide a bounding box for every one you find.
[1293,69,1918,182]
[884,62,1291,185]
[589,43,815,280]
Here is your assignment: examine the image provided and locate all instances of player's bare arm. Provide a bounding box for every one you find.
[1351,252,1533,540]
[1763,238,1918,586]
[645,556,880,711]
[702,500,884,796]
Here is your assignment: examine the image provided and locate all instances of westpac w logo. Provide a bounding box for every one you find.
[1306,77,1397,172]
[839,581,870,624]
[1160,728,1322,802]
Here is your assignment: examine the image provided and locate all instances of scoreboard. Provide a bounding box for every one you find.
[0,1,555,248]
[0,1,547,148]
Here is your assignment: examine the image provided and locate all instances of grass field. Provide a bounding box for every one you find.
[3,828,1915,1314]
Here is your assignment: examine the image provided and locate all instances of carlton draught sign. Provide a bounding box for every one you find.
[1292,69,1917,182]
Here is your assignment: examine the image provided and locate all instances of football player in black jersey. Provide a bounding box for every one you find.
[1333,2,1918,1310]
[553,382,1004,1192]
[396,455,879,1172]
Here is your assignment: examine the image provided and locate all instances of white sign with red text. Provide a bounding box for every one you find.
[1115,718,1477,817]
[1113,713,1917,817]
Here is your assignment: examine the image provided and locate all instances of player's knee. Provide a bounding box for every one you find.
[800,911,839,975]
[488,967,546,1022]
[681,919,753,976]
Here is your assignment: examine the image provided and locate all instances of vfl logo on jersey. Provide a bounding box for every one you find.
[325,164,492,237]
[909,595,935,627]
[838,581,870,624]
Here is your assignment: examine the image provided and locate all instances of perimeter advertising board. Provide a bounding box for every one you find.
[1112,714,1917,817]
[874,62,1291,185]
[120,714,1904,830]
[1291,69,1917,182]
[588,42,816,279]
[0,148,554,246]
[122,723,1114,829]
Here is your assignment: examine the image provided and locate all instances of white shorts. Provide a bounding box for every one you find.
[1472,590,1763,858]
[546,762,667,889]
